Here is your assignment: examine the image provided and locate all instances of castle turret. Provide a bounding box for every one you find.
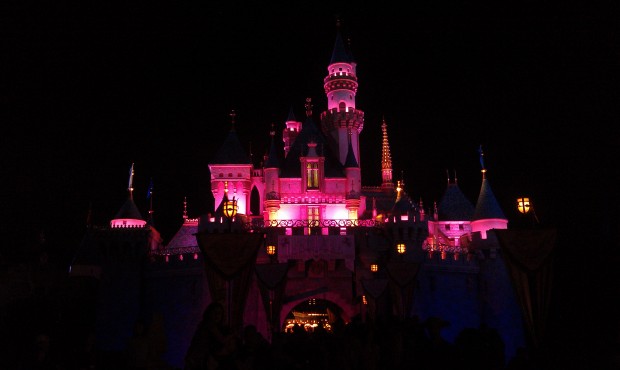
[110,163,147,228]
[282,106,302,158]
[320,20,364,167]
[471,146,508,238]
[208,110,253,216]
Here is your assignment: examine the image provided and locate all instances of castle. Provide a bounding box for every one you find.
[69,25,530,368]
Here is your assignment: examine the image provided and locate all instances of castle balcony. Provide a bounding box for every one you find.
[279,195,345,204]
[252,219,378,230]
[320,108,364,133]
[323,72,358,85]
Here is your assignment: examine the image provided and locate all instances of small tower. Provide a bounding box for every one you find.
[110,163,146,228]
[208,110,253,216]
[282,106,302,158]
[471,145,508,238]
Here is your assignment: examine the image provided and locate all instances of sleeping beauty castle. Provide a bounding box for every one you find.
[67,24,554,369]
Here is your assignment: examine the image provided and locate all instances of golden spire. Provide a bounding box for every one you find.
[381,116,394,189]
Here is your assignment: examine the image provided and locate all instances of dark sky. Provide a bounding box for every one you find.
[3,3,617,254]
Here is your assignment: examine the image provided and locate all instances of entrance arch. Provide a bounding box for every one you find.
[279,293,356,332]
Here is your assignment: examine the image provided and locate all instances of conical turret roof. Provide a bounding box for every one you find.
[472,178,506,220]
[210,128,251,165]
[329,27,353,64]
[264,125,281,168]
[113,198,144,220]
[437,182,475,221]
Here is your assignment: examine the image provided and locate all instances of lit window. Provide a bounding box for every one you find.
[308,207,319,222]
[307,163,319,189]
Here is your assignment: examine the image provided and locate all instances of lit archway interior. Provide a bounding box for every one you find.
[281,298,345,333]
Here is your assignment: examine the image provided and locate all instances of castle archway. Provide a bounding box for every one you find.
[279,294,355,333]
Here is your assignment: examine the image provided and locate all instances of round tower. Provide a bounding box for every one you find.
[320,22,364,167]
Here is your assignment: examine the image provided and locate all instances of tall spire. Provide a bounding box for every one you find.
[85,201,92,228]
[265,123,281,168]
[128,162,135,199]
[229,109,236,131]
[183,196,188,220]
[380,116,394,189]
[344,129,359,168]
[305,97,313,117]
[472,145,506,221]
[479,144,486,180]
[146,177,154,226]
[111,163,145,227]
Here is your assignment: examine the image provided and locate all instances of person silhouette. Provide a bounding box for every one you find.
[184,302,238,370]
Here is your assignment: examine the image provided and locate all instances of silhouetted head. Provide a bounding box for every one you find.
[204,302,225,323]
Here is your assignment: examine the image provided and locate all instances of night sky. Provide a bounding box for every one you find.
[3,2,619,360]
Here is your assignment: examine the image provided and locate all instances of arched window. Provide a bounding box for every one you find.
[250,187,260,215]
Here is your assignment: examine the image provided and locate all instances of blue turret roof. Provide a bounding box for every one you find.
[472,178,506,220]
[113,197,144,220]
[210,129,251,165]
[287,105,296,121]
[330,28,353,64]
[391,191,416,216]
[437,182,475,221]
[344,136,359,168]
[264,131,281,168]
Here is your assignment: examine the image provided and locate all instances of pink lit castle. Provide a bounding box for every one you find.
[68,23,527,369]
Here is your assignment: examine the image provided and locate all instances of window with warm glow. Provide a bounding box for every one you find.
[307,163,319,189]
[308,207,319,223]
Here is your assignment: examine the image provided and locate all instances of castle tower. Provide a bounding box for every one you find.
[471,145,508,237]
[70,164,163,353]
[208,110,253,216]
[320,20,364,167]
[282,106,302,158]
[110,163,147,228]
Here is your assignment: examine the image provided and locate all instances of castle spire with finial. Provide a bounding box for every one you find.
[305,97,313,117]
[128,162,135,199]
[479,144,486,180]
[229,109,236,131]
[380,116,394,189]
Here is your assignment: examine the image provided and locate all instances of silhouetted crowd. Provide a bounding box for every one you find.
[179,302,536,370]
